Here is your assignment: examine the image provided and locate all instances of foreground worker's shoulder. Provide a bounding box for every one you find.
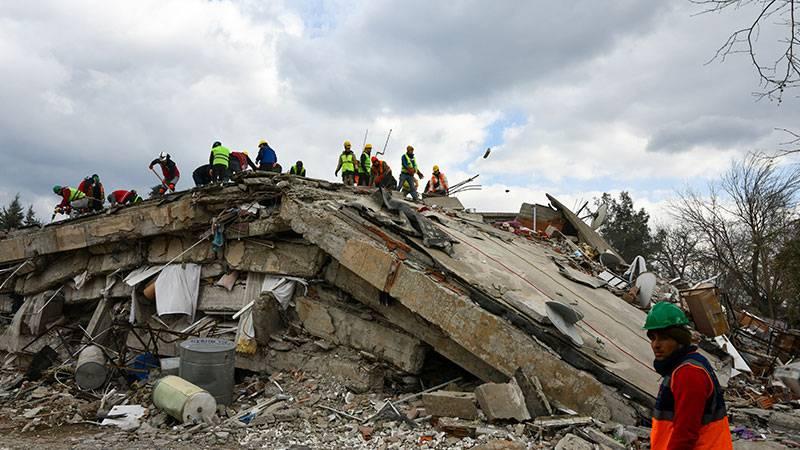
[671,361,713,395]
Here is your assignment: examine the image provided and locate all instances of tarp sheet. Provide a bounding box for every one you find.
[155,264,201,320]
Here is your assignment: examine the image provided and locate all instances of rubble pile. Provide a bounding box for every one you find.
[0,171,796,447]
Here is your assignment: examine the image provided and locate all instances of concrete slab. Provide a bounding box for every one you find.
[295,294,427,373]
[422,391,478,420]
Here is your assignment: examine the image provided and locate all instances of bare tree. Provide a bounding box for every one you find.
[652,224,704,280]
[671,153,800,318]
[693,0,800,102]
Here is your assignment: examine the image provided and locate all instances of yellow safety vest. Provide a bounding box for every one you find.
[68,188,85,201]
[340,152,355,173]
[211,146,230,167]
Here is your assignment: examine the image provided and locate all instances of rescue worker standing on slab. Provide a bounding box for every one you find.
[52,185,89,215]
[425,165,449,196]
[645,302,733,450]
[149,152,180,193]
[358,144,373,186]
[399,145,423,201]
[209,141,231,183]
[290,161,306,176]
[255,140,278,172]
[335,140,359,185]
[77,174,105,211]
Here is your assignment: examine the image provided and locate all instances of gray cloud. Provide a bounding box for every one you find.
[647,116,771,153]
[279,1,669,115]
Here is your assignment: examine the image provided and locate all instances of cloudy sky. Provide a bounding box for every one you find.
[1,1,797,223]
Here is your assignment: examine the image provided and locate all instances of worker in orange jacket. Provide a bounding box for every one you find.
[645,302,732,450]
[425,165,449,196]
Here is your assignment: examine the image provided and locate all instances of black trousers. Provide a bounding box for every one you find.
[212,164,228,182]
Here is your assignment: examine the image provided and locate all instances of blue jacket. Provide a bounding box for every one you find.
[256,144,277,167]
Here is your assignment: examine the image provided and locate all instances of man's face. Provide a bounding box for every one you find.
[648,330,680,361]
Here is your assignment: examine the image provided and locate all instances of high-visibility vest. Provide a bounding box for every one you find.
[360,152,371,174]
[430,173,448,191]
[211,146,230,167]
[340,152,355,173]
[402,153,418,174]
[68,187,85,202]
[651,352,732,450]
[290,165,306,176]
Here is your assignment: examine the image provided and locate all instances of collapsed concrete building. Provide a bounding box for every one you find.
[0,172,730,425]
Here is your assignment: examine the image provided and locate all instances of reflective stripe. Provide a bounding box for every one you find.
[340,153,355,172]
[68,188,85,201]
[290,165,305,176]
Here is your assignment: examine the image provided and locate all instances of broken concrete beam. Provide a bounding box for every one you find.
[147,236,215,264]
[530,415,593,429]
[513,367,552,417]
[295,294,427,374]
[198,284,247,313]
[224,240,325,277]
[86,247,143,274]
[63,276,132,304]
[474,381,531,422]
[324,261,505,383]
[84,297,113,345]
[422,391,479,420]
[224,217,291,238]
[0,194,216,264]
[15,250,89,296]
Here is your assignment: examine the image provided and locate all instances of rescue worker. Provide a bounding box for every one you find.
[357,144,373,186]
[334,140,359,185]
[645,302,733,450]
[107,190,142,206]
[77,174,105,211]
[370,156,396,189]
[290,161,306,177]
[192,164,213,187]
[229,150,257,176]
[425,165,449,196]
[255,140,278,172]
[399,145,423,201]
[149,152,180,193]
[209,141,230,183]
[52,185,89,214]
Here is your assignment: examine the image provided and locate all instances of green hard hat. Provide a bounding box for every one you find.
[643,302,689,330]
[53,185,62,194]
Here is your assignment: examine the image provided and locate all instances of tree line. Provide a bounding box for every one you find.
[0,194,40,230]
[600,153,800,326]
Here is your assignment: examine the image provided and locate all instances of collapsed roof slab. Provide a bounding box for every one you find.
[278,191,642,423]
[324,260,506,383]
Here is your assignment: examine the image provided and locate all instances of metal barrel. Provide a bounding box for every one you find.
[75,345,107,390]
[152,375,216,423]
[178,338,236,405]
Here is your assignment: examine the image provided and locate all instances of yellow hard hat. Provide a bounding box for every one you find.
[365,143,373,150]
[433,165,439,172]
[344,140,351,148]
[242,151,249,156]
[259,140,267,146]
